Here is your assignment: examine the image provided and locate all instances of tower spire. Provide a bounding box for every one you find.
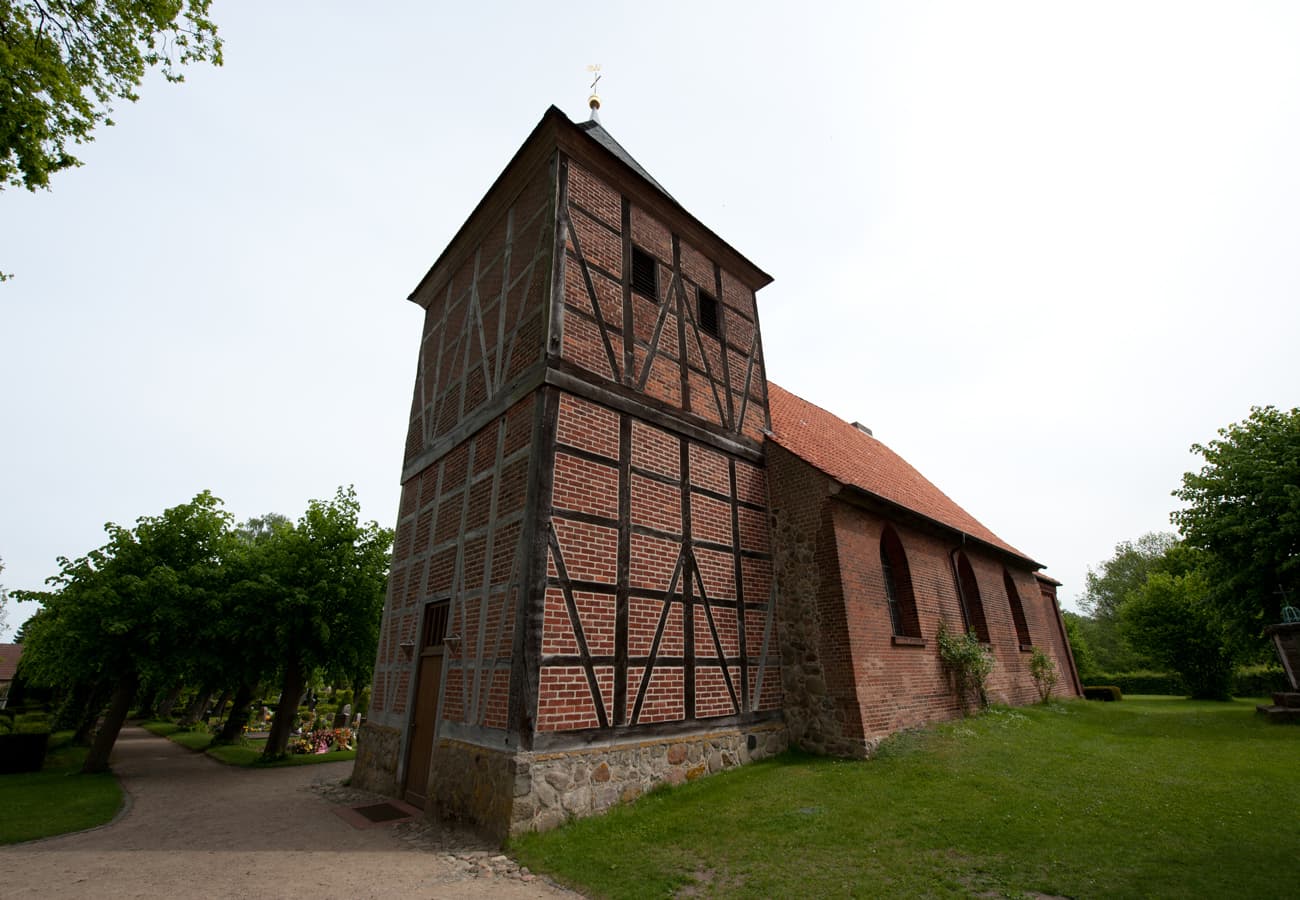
[586,64,602,123]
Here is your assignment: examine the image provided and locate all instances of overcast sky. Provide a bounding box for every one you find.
[3,1,1298,636]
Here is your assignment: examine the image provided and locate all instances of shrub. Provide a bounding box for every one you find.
[1233,665,1289,697]
[1084,667,1288,698]
[0,717,11,735]
[14,712,52,734]
[1083,685,1123,701]
[1093,670,1184,696]
[937,623,995,714]
[1029,648,1059,702]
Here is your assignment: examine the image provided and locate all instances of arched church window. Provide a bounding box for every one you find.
[881,526,921,638]
[954,551,990,643]
[1003,568,1032,648]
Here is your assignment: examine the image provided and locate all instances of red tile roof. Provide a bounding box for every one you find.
[766,383,1035,564]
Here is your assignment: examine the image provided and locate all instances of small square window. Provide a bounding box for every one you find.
[631,247,658,298]
[698,289,719,338]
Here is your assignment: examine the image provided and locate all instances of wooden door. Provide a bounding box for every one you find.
[402,600,448,808]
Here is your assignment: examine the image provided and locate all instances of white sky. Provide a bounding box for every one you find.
[3,1,1298,636]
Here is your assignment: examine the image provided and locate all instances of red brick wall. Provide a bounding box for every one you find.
[559,159,770,443]
[537,390,780,733]
[832,503,1078,738]
[768,442,1078,750]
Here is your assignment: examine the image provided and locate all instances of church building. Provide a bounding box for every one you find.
[351,103,1081,839]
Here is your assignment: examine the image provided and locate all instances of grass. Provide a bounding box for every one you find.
[0,731,123,845]
[512,697,1299,899]
[140,719,356,767]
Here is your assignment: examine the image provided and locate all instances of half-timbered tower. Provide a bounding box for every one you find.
[353,105,784,838]
[353,104,1080,841]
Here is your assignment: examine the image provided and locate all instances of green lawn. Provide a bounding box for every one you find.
[141,720,355,766]
[512,698,1299,899]
[0,732,123,845]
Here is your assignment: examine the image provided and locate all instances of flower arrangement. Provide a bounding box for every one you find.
[288,727,356,754]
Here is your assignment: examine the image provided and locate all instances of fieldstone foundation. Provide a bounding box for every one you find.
[770,508,872,757]
[418,722,788,842]
[350,723,402,797]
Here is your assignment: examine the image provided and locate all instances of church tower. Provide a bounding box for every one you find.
[353,104,784,838]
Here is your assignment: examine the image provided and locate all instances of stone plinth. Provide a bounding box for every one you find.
[414,722,788,844]
[1263,622,1300,690]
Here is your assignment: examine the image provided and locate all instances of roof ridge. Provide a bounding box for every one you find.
[766,382,1036,565]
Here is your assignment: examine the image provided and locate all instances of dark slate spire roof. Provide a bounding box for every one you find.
[576,119,676,202]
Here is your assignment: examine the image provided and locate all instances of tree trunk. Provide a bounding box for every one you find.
[212,689,232,721]
[73,682,113,746]
[212,683,253,745]
[82,672,138,774]
[178,685,214,727]
[135,682,160,720]
[263,660,306,759]
[156,683,184,719]
[54,682,93,733]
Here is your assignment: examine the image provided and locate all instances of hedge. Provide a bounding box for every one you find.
[1083,666,1288,697]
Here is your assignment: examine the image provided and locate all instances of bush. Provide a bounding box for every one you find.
[0,717,11,735]
[14,712,52,734]
[1029,648,1059,702]
[1083,685,1123,701]
[1086,666,1290,697]
[1233,665,1290,697]
[937,623,995,713]
[1093,670,1184,695]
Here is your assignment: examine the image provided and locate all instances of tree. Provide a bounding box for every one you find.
[1121,564,1235,700]
[1060,611,1095,681]
[1080,532,1179,620]
[206,513,293,745]
[1173,406,1300,644]
[15,491,233,772]
[1074,532,1180,673]
[1,1,222,192]
[258,487,392,759]
[0,555,9,636]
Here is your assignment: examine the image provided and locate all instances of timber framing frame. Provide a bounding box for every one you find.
[359,103,1077,841]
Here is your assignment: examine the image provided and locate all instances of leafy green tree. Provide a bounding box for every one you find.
[1121,563,1236,700]
[1060,611,1095,681]
[206,513,292,744]
[258,487,392,759]
[1074,532,1181,673]
[0,555,9,636]
[1,1,222,192]
[1081,532,1179,620]
[15,491,233,772]
[1173,405,1300,643]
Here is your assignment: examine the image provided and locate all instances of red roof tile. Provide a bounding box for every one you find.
[766,383,1034,564]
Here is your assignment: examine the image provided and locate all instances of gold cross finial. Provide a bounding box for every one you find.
[586,64,602,119]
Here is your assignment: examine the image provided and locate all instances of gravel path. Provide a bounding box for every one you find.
[1,726,578,899]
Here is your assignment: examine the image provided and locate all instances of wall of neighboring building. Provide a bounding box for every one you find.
[354,156,555,799]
